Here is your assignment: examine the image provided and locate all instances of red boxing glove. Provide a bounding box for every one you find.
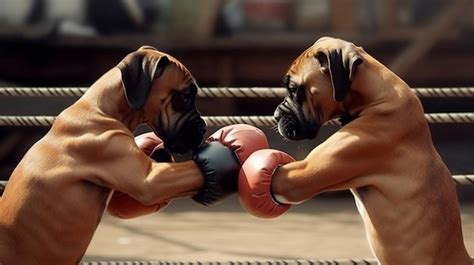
[135,132,164,155]
[107,132,172,219]
[207,124,269,163]
[192,124,269,205]
[238,149,295,218]
[107,191,169,219]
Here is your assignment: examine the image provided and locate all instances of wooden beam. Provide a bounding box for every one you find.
[389,0,470,77]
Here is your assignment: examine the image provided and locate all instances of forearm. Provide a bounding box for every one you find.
[271,159,317,203]
[271,135,374,203]
[271,147,350,203]
[144,160,204,203]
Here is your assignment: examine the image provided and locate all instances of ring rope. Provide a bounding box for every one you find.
[79,260,381,265]
[0,113,473,128]
[1,87,474,98]
[200,87,474,98]
[452,174,474,185]
[0,87,87,97]
[81,259,474,265]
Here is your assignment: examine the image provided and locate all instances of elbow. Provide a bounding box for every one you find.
[135,178,166,205]
[127,179,158,206]
[134,165,165,205]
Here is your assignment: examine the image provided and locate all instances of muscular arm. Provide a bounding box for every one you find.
[272,124,390,203]
[88,132,203,205]
[140,160,204,204]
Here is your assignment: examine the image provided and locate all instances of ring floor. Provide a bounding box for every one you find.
[83,195,474,262]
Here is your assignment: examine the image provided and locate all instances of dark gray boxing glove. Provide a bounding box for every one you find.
[191,124,269,206]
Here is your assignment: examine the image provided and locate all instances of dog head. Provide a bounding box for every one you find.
[118,46,206,154]
[274,37,363,140]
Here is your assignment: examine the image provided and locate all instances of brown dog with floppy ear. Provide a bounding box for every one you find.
[0,46,207,264]
[119,46,171,110]
[272,37,471,264]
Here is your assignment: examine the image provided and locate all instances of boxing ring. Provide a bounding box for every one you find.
[0,86,473,263]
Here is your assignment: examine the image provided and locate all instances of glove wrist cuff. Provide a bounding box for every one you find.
[272,193,303,205]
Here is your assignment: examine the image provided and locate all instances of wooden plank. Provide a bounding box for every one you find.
[389,0,470,77]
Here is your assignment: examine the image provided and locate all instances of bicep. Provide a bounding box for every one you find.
[86,132,151,196]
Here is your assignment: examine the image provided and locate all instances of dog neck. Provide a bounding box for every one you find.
[80,68,146,132]
[342,54,403,118]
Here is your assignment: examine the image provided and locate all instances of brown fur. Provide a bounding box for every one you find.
[272,37,471,264]
[0,47,204,264]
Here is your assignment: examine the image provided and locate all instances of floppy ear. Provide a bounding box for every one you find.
[118,52,170,110]
[316,48,362,101]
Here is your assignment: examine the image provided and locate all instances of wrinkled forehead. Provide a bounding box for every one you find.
[171,60,194,84]
[287,37,355,75]
[145,49,193,75]
[287,46,317,77]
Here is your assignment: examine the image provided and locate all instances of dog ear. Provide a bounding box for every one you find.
[118,52,170,110]
[316,48,362,101]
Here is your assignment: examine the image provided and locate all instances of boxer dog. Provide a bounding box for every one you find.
[272,37,471,264]
[0,46,206,264]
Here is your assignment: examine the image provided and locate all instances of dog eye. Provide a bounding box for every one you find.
[182,86,193,96]
[288,82,299,94]
[182,89,192,98]
[182,83,198,98]
[171,91,193,112]
[295,85,305,103]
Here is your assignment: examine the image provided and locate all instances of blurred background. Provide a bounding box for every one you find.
[0,0,473,261]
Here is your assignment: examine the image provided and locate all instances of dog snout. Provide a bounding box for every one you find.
[273,106,284,122]
[274,100,292,121]
[274,100,320,141]
[166,112,206,154]
[193,115,207,143]
[278,113,304,141]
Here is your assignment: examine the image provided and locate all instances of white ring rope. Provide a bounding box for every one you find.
[199,87,474,98]
[0,113,473,128]
[1,87,474,98]
[452,174,474,185]
[0,87,87,97]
